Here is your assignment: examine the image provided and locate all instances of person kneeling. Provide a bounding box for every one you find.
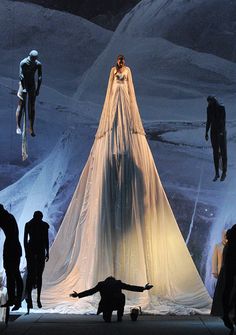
[70,276,153,322]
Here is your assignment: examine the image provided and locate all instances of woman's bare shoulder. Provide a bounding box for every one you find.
[109,66,116,76]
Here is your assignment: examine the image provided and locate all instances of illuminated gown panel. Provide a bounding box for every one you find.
[42,67,211,313]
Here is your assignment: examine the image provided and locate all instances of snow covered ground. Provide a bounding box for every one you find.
[0,0,236,301]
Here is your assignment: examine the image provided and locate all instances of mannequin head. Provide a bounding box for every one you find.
[29,50,39,62]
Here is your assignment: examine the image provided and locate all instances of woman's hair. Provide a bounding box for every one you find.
[117,54,125,61]
[115,55,125,72]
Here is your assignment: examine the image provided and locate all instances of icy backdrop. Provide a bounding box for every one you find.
[0,0,236,297]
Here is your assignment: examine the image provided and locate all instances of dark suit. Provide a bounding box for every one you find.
[206,102,227,175]
[78,278,145,321]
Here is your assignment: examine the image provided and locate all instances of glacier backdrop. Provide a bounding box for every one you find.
[0,0,236,298]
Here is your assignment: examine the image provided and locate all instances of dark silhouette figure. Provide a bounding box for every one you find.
[24,211,49,312]
[16,50,42,137]
[222,225,236,330]
[0,204,23,310]
[210,230,227,317]
[70,276,153,322]
[205,96,227,182]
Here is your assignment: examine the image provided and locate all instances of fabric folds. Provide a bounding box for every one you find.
[42,67,211,314]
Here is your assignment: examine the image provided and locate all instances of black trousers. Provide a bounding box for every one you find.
[102,293,125,321]
[26,253,45,300]
[211,131,227,174]
[4,258,23,304]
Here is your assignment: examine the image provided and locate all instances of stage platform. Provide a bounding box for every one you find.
[0,313,231,335]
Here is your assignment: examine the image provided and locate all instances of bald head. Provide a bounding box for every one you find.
[29,50,39,61]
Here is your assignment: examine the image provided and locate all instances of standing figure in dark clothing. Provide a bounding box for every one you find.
[24,211,49,311]
[70,276,153,322]
[222,225,236,330]
[0,204,23,311]
[16,50,42,137]
[205,96,227,182]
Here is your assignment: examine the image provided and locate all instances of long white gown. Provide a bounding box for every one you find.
[41,66,211,313]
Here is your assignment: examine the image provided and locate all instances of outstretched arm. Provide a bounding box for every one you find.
[121,282,153,292]
[70,285,99,298]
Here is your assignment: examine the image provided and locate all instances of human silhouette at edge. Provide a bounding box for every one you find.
[211,230,228,317]
[70,276,153,322]
[0,204,23,311]
[24,211,49,312]
[205,95,227,182]
[222,225,236,330]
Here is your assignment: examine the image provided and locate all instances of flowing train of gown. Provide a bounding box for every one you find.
[41,67,211,313]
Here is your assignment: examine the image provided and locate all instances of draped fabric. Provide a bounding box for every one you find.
[41,67,211,313]
[22,103,28,161]
[95,67,145,138]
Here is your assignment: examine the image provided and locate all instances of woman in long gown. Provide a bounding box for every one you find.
[42,55,211,313]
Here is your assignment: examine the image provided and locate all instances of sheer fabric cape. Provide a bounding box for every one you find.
[95,67,145,138]
[42,67,211,314]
